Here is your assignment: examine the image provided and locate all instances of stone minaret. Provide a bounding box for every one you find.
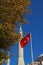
[7,58,10,65]
[7,52,10,65]
[18,26,25,65]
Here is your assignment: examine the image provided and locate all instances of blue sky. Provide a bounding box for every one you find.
[3,0,43,65]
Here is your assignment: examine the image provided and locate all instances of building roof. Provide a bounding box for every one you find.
[36,54,43,62]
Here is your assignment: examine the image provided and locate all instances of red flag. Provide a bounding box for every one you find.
[20,34,30,48]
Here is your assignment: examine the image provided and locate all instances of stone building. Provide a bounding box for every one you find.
[28,54,43,65]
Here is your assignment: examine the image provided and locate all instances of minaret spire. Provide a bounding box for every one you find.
[18,25,25,65]
[7,51,10,65]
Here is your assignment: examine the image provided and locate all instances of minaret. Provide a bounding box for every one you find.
[7,58,10,65]
[18,26,25,65]
[7,51,10,65]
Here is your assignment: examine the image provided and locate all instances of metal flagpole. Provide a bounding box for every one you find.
[30,33,34,65]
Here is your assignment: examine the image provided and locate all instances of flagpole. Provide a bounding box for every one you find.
[30,33,34,65]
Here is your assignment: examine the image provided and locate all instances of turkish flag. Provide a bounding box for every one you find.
[20,34,30,48]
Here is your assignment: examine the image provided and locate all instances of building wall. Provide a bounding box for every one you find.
[28,62,40,65]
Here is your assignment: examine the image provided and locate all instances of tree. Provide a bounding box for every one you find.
[0,0,31,24]
[0,0,31,64]
[0,22,20,50]
[0,0,31,50]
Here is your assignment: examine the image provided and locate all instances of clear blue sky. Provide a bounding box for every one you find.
[3,0,43,65]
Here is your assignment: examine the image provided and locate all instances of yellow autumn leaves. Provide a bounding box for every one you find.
[0,0,31,50]
[0,0,31,64]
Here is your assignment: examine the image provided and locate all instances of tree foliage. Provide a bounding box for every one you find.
[0,0,31,23]
[0,52,6,65]
[0,0,31,64]
[0,22,20,50]
[0,0,31,49]
[0,51,12,65]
